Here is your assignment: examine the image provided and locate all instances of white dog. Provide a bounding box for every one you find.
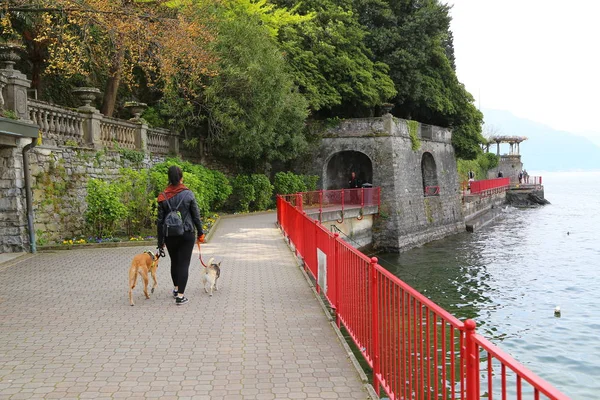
[201,257,221,296]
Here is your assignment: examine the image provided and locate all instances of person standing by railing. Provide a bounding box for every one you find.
[348,171,361,204]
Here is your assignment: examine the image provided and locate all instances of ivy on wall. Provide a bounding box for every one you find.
[407,120,421,151]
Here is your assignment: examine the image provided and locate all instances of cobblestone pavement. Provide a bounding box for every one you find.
[0,212,369,399]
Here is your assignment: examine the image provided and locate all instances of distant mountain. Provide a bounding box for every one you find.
[482,109,600,172]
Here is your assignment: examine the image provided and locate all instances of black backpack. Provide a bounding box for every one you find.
[163,192,186,237]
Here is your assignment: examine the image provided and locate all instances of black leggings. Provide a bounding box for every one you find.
[165,231,196,294]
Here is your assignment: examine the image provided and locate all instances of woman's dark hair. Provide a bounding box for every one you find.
[168,166,183,185]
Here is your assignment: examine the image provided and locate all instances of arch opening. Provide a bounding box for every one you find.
[325,151,373,190]
[421,152,439,196]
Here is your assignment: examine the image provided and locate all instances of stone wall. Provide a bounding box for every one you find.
[313,115,465,253]
[0,142,28,252]
[489,154,523,182]
[28,145,169,245]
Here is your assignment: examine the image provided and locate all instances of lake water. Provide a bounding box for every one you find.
[375,171,600,399]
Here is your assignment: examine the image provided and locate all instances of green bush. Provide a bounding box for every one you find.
[85,179,128,238]
[274,171,306,195]
[250,174,274,211]
[273,171,319,195]
[114,168,155,236]
[457,153,501,182]
[150,158,232,215]
[301,174,319,192]
[229,175,256,213]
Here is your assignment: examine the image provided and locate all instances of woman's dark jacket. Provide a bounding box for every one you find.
[156,190,203,247]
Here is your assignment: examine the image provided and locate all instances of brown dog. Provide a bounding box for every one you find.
[128,250,160,306]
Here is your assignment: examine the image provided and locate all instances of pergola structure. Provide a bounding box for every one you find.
[486,135,528,156]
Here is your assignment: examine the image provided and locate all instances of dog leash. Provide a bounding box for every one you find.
[197,242,209,268]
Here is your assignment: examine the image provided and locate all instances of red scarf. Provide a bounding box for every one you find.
[157,183,190,202]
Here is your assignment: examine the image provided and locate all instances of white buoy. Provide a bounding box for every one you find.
[554,306,561,317]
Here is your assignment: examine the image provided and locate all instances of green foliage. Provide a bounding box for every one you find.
[160,8,310,172]
[353,0,484,158]
[0,109,18,119]
[85,179,128,238]
[457,153,500,182]
[141,106,165,128]
[229,175,256,213]
[479,152,499,171]
[274,171,306,195]
[407,120,421,151]
[249,174,274,211]
[150,158,232,215]
[301,174,319,191]
[113,168,155,236]
[227,173,274,212]
[225,0,314,37]
[274,0,396,116]
[118,147,145,165]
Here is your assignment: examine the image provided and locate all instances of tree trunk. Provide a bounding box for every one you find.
[101,45,125,117]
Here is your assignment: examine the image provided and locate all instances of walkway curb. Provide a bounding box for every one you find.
[278,224,379,400]
[0,252,35,271]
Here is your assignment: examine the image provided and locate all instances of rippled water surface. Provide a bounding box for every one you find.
[376,171,600,399]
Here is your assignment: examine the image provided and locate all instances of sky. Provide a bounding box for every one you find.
[447,0,600,145]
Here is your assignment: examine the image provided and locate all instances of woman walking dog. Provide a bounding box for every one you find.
[157,166,205,305]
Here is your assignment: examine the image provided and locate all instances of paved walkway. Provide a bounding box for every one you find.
[0,212,369,399]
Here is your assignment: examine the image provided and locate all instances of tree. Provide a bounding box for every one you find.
[272,0,396,117]
[353,0,485,158]
[161,6,310,172]
[3,0,216,116]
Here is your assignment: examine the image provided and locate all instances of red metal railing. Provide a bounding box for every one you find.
[277,195,570,400]
[523,176,542,185]
[469,178,510,196]
[280,188,381,222]
[424,185,440,196]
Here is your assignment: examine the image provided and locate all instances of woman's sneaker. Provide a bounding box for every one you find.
[176,296,189,305]
[172,290,178,298]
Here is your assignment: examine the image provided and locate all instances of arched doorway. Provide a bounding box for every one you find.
[421,152,439,196]
[325,151,373,190]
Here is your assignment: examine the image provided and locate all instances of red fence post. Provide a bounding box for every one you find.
[465,319,479,400]
[370,257,381,396]
[314,218,320,294]
[319,190,323,222]
[333,233,341,328]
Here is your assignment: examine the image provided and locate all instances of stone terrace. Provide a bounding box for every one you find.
[0,212,371,399]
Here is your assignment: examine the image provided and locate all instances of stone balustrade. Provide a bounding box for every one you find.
[99,116,137,149]
[27,98,180,154]
[147,127,173,154]
[29,100,85,146]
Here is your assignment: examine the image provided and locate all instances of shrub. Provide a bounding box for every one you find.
[274,171,306,195]
[150,158,232,215]
[301,174,319,192]
[457,153,500,182]
[229,175,255,213]
[250,174,274,211]
[114,168,155,236]
[85,179,127,238]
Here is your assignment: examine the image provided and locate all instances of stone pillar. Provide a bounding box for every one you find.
[169,134,179,155]
[496,142,500,155]
[134,122,148,152]
[0,63,31,121]
[81,111,103,148]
